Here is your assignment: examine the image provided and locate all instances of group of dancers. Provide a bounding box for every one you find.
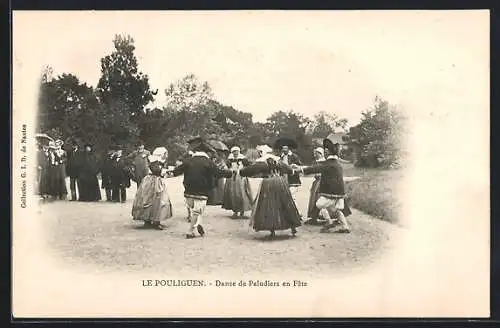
[130,135,353,239]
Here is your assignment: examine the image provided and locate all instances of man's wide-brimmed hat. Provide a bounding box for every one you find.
[188,136,217,154]
[273,136,298,149]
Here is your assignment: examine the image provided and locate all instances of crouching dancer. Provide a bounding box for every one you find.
[295,137,351,233]
[171,139,233,239]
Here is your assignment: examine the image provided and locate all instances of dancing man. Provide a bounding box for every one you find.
[295,137,351,233]
[171,138,232,239]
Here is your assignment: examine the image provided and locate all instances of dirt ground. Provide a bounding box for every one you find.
[37,176,402,278]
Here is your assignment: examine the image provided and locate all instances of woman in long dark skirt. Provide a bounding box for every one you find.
[78,143,102,202]
[207,151,228,206]
[37,144,51,199]
[46,141,68,200]
[222,146,253,218]
[239,156,301,238]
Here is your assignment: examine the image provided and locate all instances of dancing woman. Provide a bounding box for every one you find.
[239,156,302,239]
[207,150,228,206]
[222,146,253,218]
[132,147,173,230]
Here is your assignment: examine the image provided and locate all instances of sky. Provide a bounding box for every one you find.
[13,10,489,126]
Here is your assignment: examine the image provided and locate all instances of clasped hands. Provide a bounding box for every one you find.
[290,163,304,175]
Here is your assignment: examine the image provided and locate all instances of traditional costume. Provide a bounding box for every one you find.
[207,153,228,206]
[132,147,173,230]
[172,139,232,239]
[240,155,301,238]
[47,141,68,200]
[298,138,352,233]
[222,146,253,218]
[78,144,102,202]
[275,138,303,217]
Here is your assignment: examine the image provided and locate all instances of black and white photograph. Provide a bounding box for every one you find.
[12,10,489,318]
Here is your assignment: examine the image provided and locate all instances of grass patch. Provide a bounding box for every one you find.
[345,169,403,224]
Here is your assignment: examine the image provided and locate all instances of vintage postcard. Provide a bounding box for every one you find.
[12,10,490,318]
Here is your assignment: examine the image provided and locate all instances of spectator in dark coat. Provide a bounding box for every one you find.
[101,147,116,201]
[110,148,131,203]
[66,141,82,201]
[78,143,102,202]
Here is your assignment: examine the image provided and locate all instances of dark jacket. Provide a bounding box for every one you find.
[110,156,131,188]
[101,154,115,189]
[66,149,82,178]
[280,152,302,186]
[302,157,345,197]
[173,152,232,199]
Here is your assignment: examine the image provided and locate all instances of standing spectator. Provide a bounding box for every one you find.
[47,140,67,200]
[101,146,117,201]
[78,143,102,202]
[110,147,131,203]
[66,140,82,201]
[37,143,50,200]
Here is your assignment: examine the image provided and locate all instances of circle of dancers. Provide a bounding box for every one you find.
[35,135,353,240]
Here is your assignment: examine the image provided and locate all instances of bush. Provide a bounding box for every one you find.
[345,170,403,224]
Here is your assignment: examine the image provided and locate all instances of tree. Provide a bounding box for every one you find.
[265,110,311,137]
[349,96,407,168]
[308,111,349,138]
[38,73,101,145]
[164,73,213,111]
[97,34,157,117]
